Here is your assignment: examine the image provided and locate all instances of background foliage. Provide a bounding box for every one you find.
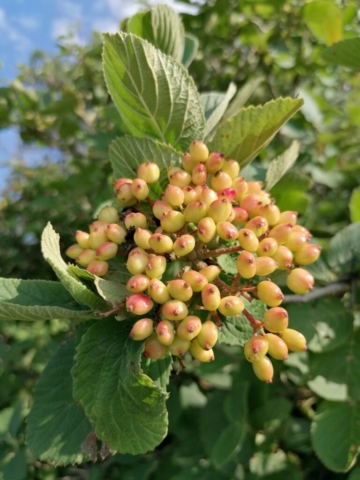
[1,0,360,478]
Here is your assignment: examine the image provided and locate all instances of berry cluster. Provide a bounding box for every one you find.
[66,140,320,382]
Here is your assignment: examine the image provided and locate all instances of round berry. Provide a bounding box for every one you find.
[144,335,168,359]
[98,206,119,224]
[137,162,160,184]
[294,244,321,265]
[156,320,175,346]
[190,338,215,362]
[173,235,196,257]
[255,257,278,276]
[66,244,84,259]
[75,231,91,249]
[182,270,208,292]
[257,280,284,307]
[107,224,127,245]
[167,279,193,302]
[236,251,256,278]
[145,255,167,279]
[162,300,188,321]
[189,140,209,163]
[286,268,314,294]
[126,293,153,315]
[263,307,289,333]
[126,274,150,293]
[201,284,221,311]
[218,296,244,316]
[130,318,154,340]
[280,328,307,352]
[86,260,109,276]
[264,333,289,360]
[169,335,191,356]
[176,316,202,341]
[238,229,259,253]
[197,217,217,243]
[148,279,171,304]
[148,233,174,254]
[244,335,268,363]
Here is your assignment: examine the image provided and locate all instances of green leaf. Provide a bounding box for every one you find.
[94,277,128,307]
[219,299,266,346]
[0,278,93,321]
[182,32,199,68]
[286,297,353,353]
[211,422,244,469]
[2,447,27,480]
[27,327,93,465]
[103,32,205,150]
[265,141,300,191]
[127,4,185,63]
[41,223,107,311]
[307,376,348,401]
[141,352,173,390]
[72,318,168,455]
[224,376,249,424]
[322,38,360,71]
[217,253,238,276]
[350,187,360,222]
[250,398,292,431]
[303,1,342,46]
[270,170,311,214]
[221,77,264,123]
[311,401,360,472]
[109,135,182,197]
[208,97,303,166]
[327,222,360,276]
[202,83,236,139]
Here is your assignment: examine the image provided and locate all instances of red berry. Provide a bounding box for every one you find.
[126,293,154,315]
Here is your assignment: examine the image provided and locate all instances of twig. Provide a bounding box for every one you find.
[282,282,350,304]
[199,244,243,260]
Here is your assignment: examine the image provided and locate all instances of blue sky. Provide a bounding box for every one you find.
[0,0,198,193]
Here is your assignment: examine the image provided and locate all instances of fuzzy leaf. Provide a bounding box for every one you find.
[265,141,300,191]
[94,277,128,307]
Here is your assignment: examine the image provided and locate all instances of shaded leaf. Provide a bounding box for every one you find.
[327,222,360,276]
[141,352,173,390]
[94,277,128,307]
[211,422,244,469]
[222,77,264,123]
[322,38,360,71]
[202,83,236,139]
[265,141,300,191]
[182,32,199,68]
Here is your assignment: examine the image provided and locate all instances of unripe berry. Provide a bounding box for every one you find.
[208,198,232,224]
[201,284,221,311]
[263,307,289,333]
[190,339,215,362]
[194,184,207,199]
[218,188,236,202]
[198,265,221,282]
[113,177,132,191]
[126,293,153,315]
[209,171,232,192]
[292,225,312,239]
[167,280,193,302]
[182,152,198,172]
[107,224,126,245]
[189,140,209,163]
[197,320,218,350]
[236,251,256,278]
[197,217,217,243]
[257,237,278,257]
[137,162,160,184]
[173,235,196,257]
[205,152,224,173]
[126,274,150,293]
[218,296,245,316]
[245,216,268,237]
[182,186,198,205]
[284,232,309,252]
[144,334,168,359]
[164,184,185,207]
[169,169,191,188]
[76,249,97,266]
[255,257,278,276]
[240,194,263,217]
[286,268,314,294]
[89,228,108,250]
[232,207,249,226]
[264,333,289,360]
[244,335,269,363]
[216,221,238,242]
[252,356,274,383]
[238,228,259,252]
[66,244,84,259]
[247,181,263,194]
[125,212,148,230]
[280,328,307,352]
[176,316,202,341]
[98,206,119,224]
[294,244,321,265]
[152,200,172,220]
[268,223,293,244]
[75,231,91,249]
[115,181,137,207]
[184,201,208,223]
[148,279,171,304]
[232,177,248,201]
[276,211,298,225]
[130,318,154,340]
[145,255,167,279]
[156,320,175,346]
[257,280,284,307]
[161,210,185,233]
[256,204,280,226]
[199,187,218,207]
[271,245,293,270]
[222,159,239,179]
[96,242,118,261]
[133,228,152,250]
[131,178,150,201]
[169,335,191,356]
[182,270,208,292]
[127,248,149,275]
[89,220,108,233]
[162,300,188,321]
[192,163,208,185]
[86,260,108,276]
[148,233,174,254]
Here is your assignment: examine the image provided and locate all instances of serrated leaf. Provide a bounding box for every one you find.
[211,422,244,469]
[209,97,303,166]
[350,187,360,222]
[202,83,236,139]
[311,401,360,472]
[103,32,205,150]
[303,1,342,46]
[94,277,128,307]
[141,352,173,390]
[127,4,185,63]
[265,141,300,191]
[41,223,108,311]
[109,136,182,197]
[72,318,168,455]
[27,327,93,465]
[286,297,353,353]
[219,299,266,346]
[0,278,93,321]
[182,32,199,68]
[327,222,360,276]
[322,38,360,71]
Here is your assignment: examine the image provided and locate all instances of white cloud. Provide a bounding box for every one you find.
[0,7,31,51]
[91,18,119,34]
[57,0,83,19]
[15,15,39,31]
[100,0,198,18]
[51,18,85,45]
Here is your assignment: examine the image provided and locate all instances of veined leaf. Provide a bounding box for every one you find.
[209,97,303,166]
[327,222,360,276]
[142,352,173,390]
[265,141,300,191]
[103,32,205,150]
[202,82,237,140]
[222,77,264,123]
[322,38,360,71]
[94,277,128,307]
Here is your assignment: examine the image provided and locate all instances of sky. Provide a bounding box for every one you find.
[0,0,199,192]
